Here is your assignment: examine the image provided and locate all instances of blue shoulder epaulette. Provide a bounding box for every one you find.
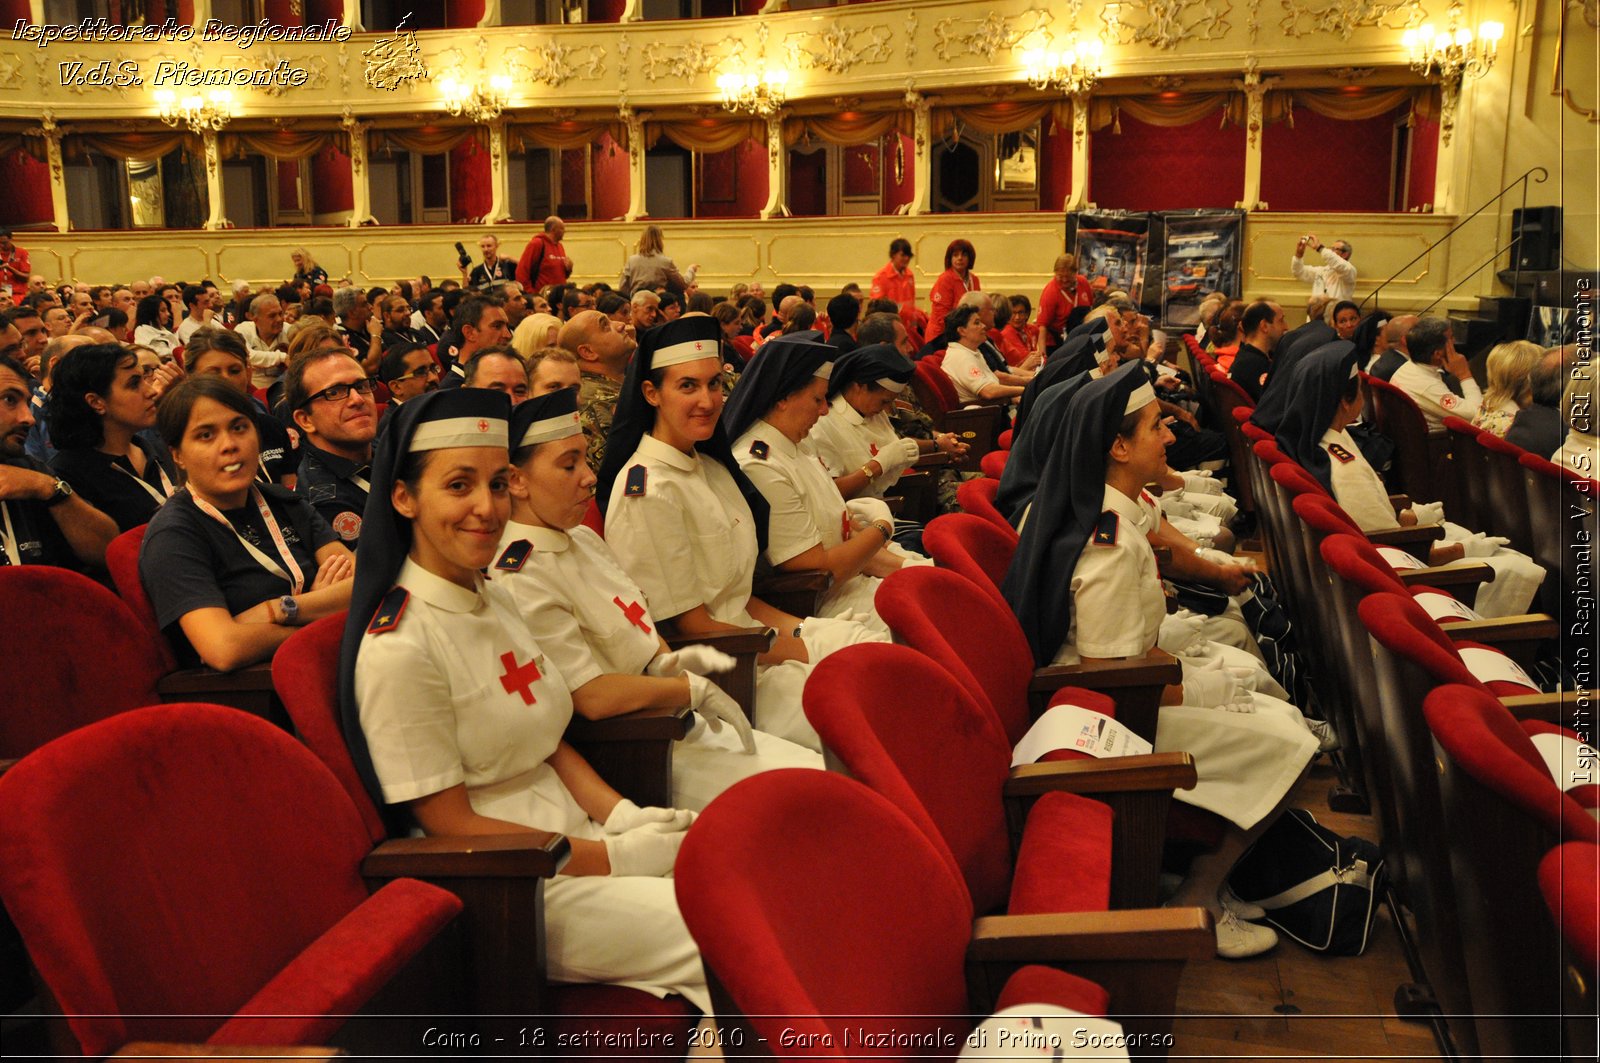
[1091,510,1119,546]
[496,539,533,572]
[624,464,648,497]
[367,586,410,634]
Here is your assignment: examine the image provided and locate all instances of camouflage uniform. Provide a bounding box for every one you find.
[888,392,969,513]
[578,372,622,471]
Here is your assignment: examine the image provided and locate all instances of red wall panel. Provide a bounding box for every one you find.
[884,133,915,213]
[312,146,354,215]
[1038,116,1073,212]
[592,134,631,221]
[695,140,767,219]
[1090,113,1245,211]
[0,153,54,228]
[1406,114,1440,212]
[1261,106,1399,212]
[450,141,493,222]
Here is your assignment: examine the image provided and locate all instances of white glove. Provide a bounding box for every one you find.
[603,798,695,835]
[646,644,736,678]
[874,436,922,478]
[1157,611,1208,656]
[1181,471,1222,495]
[1181,658,1255,712]
[1410,500,1446,525]
[1461,534,1510,558]
[604,821,692,878]
[1160,495,1199,520]
[846,496,894,530]
[688,672,756,754]
[1196,547,1251,568]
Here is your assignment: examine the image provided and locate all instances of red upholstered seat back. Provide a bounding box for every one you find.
[1540,841,1600,973]
[581,497,605,535]
[274,613,388,844]
[0,703,377,1058]
[1211,371,1254,410]
[1239,417,1271,445]
[955,475,1010,533]
[105,523,180,671]
[1269,461,1330,501]
[1319,533,1409,597]
[922,513,1016,607]
[0,567,166,759]
[1293,491,1365,538]
[979,449,1008,479]
[803,643,1016,915]
[675,770,974,1055]
[1357,592,1480,688]
[913,357,960,414]
[876,566,1035,745]
[1423,685,1597,845]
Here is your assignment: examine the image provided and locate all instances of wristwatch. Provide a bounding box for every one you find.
[278,594,300,626]
[43,478,73,507]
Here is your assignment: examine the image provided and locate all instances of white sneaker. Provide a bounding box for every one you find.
[1305,717,1341,752]
[1219,883,1266,921]
[1215,909,1278,959]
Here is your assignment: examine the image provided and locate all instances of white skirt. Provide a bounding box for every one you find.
[669,716,823,811]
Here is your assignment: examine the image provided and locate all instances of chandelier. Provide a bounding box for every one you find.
[715,68,789,118]
[154,89,237,133]
[1403,12,1503,81]
[439,74,513,122]
[1022,37,1105,96]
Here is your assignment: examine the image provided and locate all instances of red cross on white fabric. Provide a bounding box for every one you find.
[613,596,652,634]
[498,651,542,705]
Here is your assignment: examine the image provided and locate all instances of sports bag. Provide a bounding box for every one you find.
[1225,808,1386,955]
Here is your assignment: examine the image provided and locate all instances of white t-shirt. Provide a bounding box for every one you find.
[941,342,1000,403]
[1391,359,1482,428]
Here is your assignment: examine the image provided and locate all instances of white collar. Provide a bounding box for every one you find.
[504,518,570,554]
[1103,483,1155,533]
[828,394,867,426]
[398,557,486,614]
[637,431,700,473]
[745,418,801,458]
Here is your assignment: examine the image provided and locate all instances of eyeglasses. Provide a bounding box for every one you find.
[393,363,442,384]
[302,377,377,407]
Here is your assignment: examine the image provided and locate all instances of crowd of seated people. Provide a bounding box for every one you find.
[0,227,1589,1052]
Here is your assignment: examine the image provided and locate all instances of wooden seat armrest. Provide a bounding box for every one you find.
[883,495,905,516]
[1500,690,1594,729]
[1004,753,1198,797]
[913,451,954,469]
[1389,493,1412,512]
[565,705,693,744]
[938,404,1006,436]
[0,757,20,778]
[361,832,570,880]
[156,661,275,696]
[1028,651,1182,694]
[1396,561,1495,589]
[754,568,833,596]
[111,1045,347,1059]
[1367,523,1445,550]
[1442,615,1560,644]
[665,626,776,656]
[967,909,1215,964]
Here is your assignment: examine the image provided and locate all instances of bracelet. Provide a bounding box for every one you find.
[872,519,893,541]
[859,461,880,479]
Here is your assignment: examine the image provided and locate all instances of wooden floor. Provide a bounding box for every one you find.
[1169,759,1447,1062]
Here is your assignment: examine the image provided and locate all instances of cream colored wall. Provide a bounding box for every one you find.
[18,210,1469,315]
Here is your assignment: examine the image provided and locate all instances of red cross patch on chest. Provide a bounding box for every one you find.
[498,651,542,705]
[613,596,652,634]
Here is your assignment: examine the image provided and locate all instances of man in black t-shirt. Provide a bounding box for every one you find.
[1228,300,1286,402]
[0,353,118,570]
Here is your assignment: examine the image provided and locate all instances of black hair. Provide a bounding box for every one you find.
[889,237,912,258]
[826,293,860,331]
[1241,300,1277,336]
[380,341,432,382]
[46,343,135,450]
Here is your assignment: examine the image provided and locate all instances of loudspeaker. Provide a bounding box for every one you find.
[1510,206,1561,271]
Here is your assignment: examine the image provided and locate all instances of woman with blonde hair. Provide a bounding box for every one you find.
[511,311,563,360]
[289,247,327,290]
[1473,339,1544,438]
[618,224,699,296]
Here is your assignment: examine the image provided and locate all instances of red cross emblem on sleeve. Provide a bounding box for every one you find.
[498,651,542,705]
[613,596,652,634]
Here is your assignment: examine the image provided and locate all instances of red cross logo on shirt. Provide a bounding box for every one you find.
[498,651,542,705]
[613,596,652,634]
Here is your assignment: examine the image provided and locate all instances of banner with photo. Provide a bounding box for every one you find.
[1067,211,1152,307]
[1159,211,1245,329]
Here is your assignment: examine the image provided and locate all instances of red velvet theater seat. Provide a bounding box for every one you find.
[1541,841,1600,974]
[955,474,1012,534]
[0,567,168,761]
[980,448,1008,480]
[921,512,1017,608]
[675,769,1114,1058]
[0,703,462,1058]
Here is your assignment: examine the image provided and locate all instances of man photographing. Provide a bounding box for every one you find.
[1291,234,1356,302]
